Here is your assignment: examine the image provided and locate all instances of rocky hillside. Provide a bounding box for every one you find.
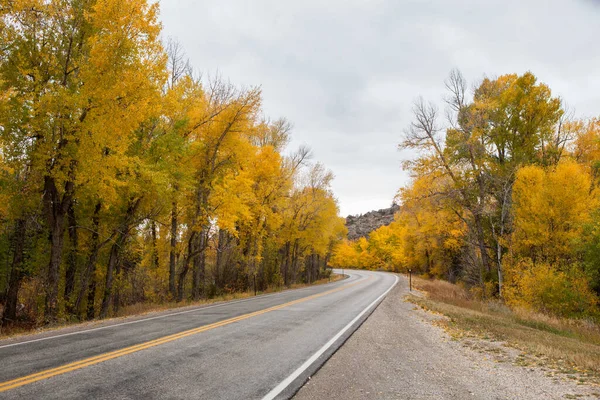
[346,204,399,240]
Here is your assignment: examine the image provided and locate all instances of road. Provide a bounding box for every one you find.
[0,270,397,400]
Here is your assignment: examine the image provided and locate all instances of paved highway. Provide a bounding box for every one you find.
[0,270,397,400]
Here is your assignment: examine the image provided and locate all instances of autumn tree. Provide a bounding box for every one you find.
[401,70,563,296]
[0,1,345,328]
[0,0,166,321]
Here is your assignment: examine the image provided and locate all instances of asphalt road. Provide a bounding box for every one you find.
[0,270,397,400]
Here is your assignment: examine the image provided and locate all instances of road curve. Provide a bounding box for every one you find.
[0,270,397,400]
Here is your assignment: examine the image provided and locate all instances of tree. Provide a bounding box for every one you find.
[0,0,350,328]
[510,161,596,264]
[401,70,563,296]
[0,0,166,321]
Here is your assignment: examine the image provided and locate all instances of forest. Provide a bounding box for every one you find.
[331,70,600,320]
[0,0,346,327]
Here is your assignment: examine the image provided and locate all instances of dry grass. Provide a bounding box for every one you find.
[408,276,600,379]
[0,273,344,340]
[116,274,342,318]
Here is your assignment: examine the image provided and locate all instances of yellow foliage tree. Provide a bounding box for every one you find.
[0,0,166,321]
[510,161,597,263]
[504,161,599,315]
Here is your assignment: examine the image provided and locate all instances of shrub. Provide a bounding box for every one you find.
[506,259,598,319]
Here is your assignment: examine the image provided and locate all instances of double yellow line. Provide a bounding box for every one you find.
[0,277,366,392]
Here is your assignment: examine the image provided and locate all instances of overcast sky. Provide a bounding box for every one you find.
[159,0,600,217]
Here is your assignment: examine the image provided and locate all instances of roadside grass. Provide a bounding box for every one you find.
[407,277,600,380]
[116,274,343,319]
[0,273,343,340]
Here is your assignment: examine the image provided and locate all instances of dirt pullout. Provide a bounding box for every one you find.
[294,275,599,400]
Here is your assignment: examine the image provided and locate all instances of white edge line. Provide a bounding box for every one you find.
[0,275,358,350]
[262,273,399,400]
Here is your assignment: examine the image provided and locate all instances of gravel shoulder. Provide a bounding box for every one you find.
[294,274,600,400]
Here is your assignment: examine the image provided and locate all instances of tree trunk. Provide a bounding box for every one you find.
[424,248,432,274]
[497,240,504,297]
[191,184,209,300]
[64,203,78,313]
[192,229,206,301]
[169,201,178,298]
[100,239,121,318]
[177,255,190,302]
[74,202,101,318]
[283,242,290,286]
[151,220,159,269]
[177,232,195,302]
[113,254,123,316]
[291,240,300,284]
[496,183,512,298]
[473,212,490,283]
[99,198,140,318]
[43,177,74,322]
[198,247,206,298]
[215,229,227,289]
[191,241,200,300]
[82,248,100,320]
[86,267,98,321]
[2,219,27,324]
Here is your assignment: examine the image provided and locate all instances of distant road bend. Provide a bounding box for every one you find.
[0,270,397,400]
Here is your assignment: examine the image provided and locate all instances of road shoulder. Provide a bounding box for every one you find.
[294,275,600,400]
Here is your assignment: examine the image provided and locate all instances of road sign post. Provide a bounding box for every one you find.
[409,269,412,291]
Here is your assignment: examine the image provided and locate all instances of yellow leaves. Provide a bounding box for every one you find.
[88,0,164,64]
[241,145,287,232]
[332,192,465,274]
[401,69,600,317]
[273,161,344,262]
[211,168,253,233]
[0,0,348,314]
[339,167,468,274]
[512,161,596,261]
[330,240,358,269]
[164,77,343,270]
[0,0,168,208]
[504,259,598,318]
[163,76,204,126]
[472,72,563,166]
[505,160,600,317]
[81,0,166,134]
[572,118,600,173]
[295,188,342,256]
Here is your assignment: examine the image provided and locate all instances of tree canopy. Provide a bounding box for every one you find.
[331,70,600,320]
[0,0,346,325]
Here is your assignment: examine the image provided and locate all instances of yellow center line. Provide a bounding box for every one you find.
[0,275,371,392]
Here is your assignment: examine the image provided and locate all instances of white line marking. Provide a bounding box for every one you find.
[262,272,399,400]
[0,275,360,350]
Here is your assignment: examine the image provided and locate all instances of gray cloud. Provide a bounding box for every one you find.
[159,0,600,216]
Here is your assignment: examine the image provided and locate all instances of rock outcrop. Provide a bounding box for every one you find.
[345,204,399,240]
